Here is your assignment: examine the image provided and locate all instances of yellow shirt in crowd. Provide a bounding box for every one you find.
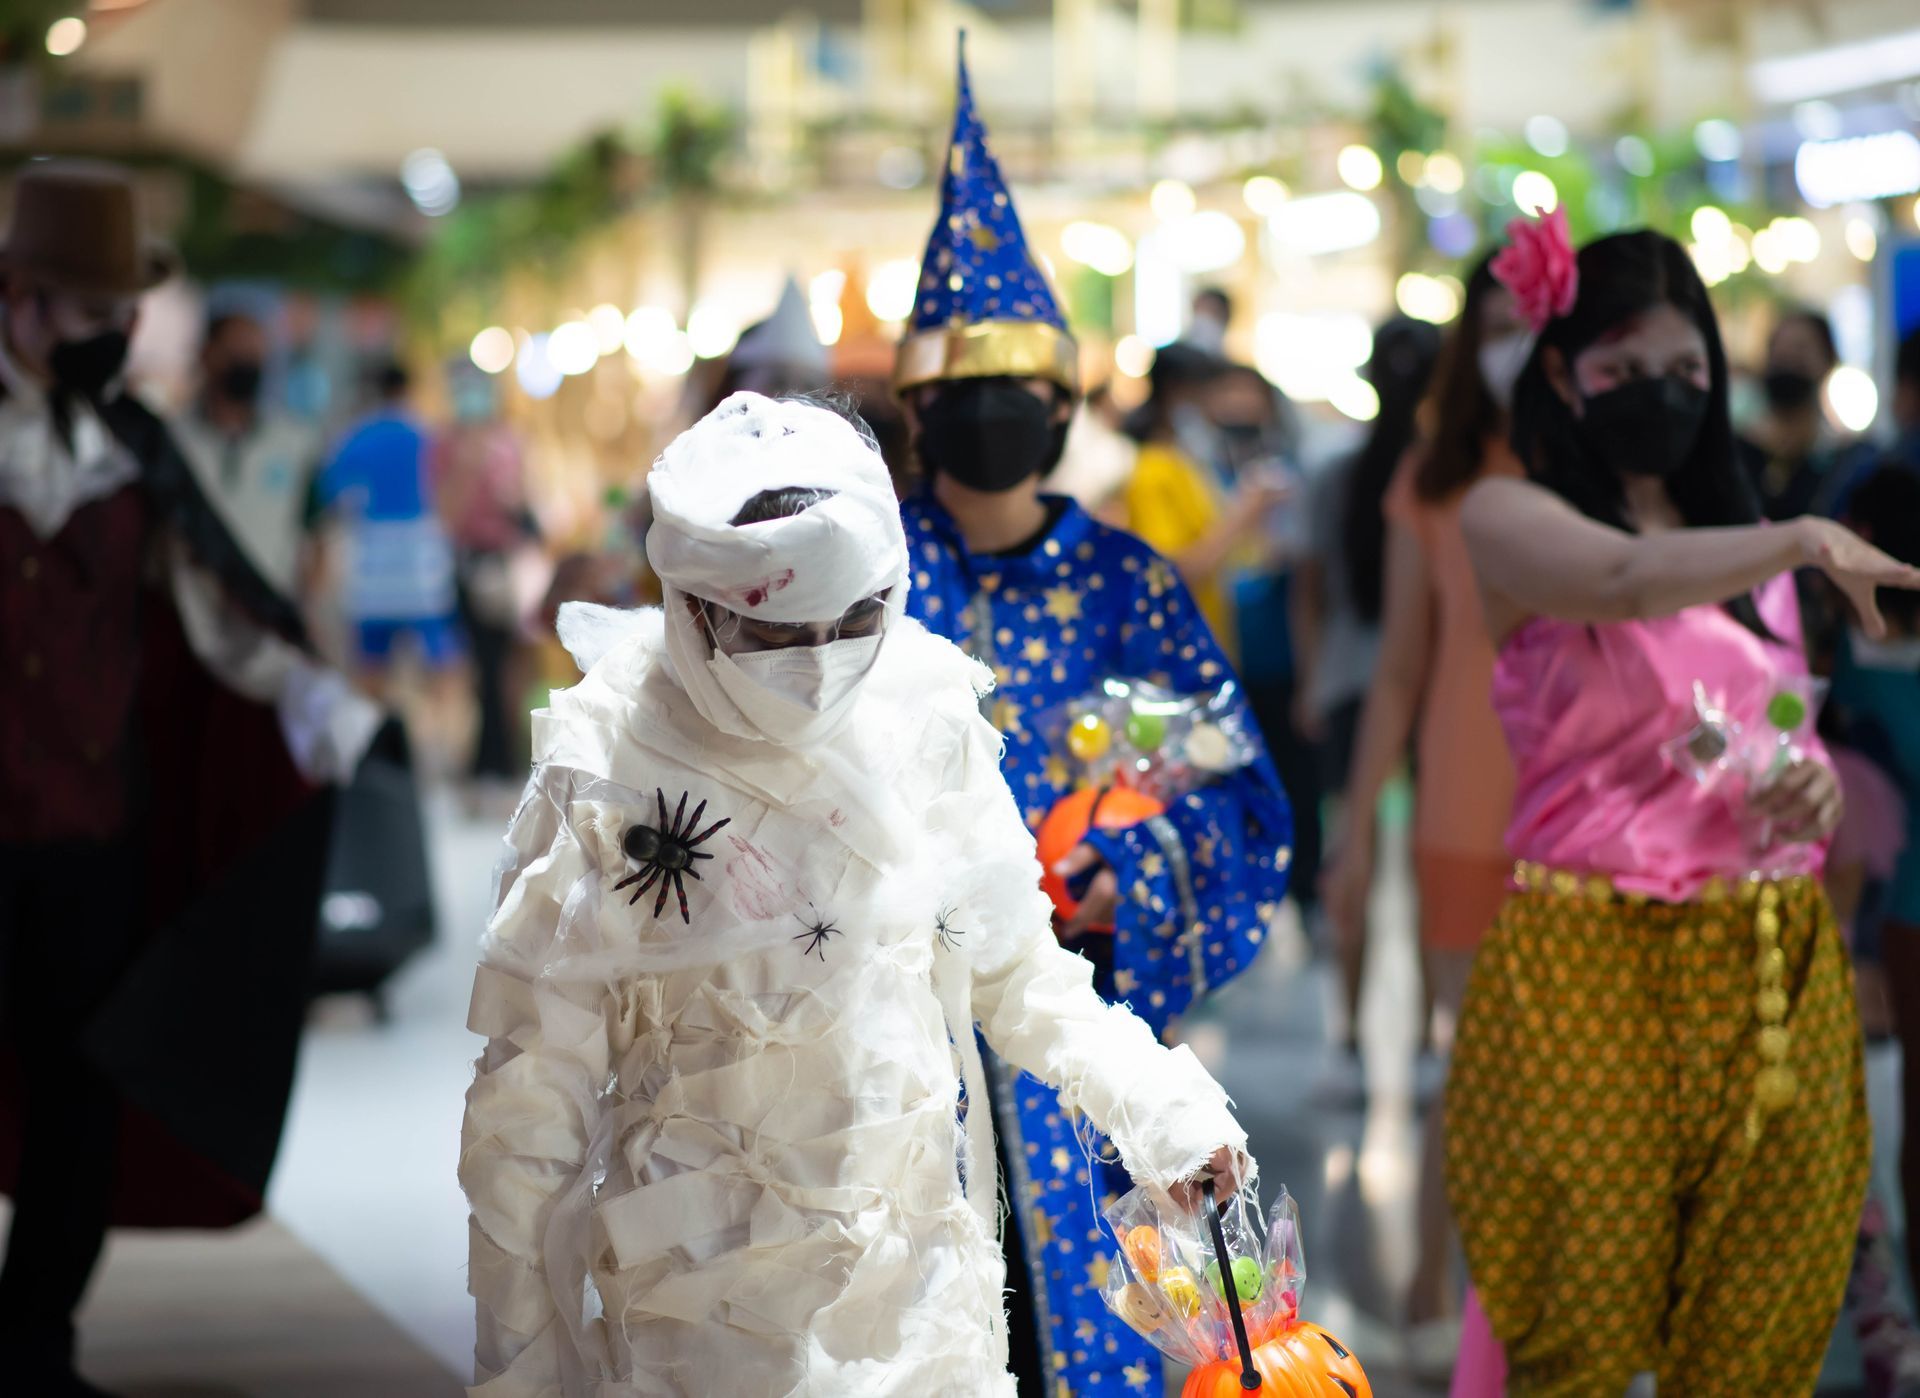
[1121,440,1233,653]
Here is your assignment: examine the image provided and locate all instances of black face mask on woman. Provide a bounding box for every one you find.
[1578,375,1709,480]
[48,329,132,401]
[1762,369,1819,412]
[915,378,1067,492]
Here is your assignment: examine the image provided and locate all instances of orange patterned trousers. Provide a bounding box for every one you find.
[1446,877,1869,1396]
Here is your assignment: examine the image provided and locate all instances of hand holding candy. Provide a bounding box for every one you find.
[1053,844,1120,939]
[1169,1145,1251,1210]
[1098,1179,1331,1380]
[1749,756,1842,843]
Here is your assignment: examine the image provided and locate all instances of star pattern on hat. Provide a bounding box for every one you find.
[909,34,1066,337]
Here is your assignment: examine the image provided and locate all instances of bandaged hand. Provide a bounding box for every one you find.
[1167,1144,1253,1210]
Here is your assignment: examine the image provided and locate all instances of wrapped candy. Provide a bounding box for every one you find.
[1039,676,1262,806]
[1664,674,1829,858]
[1096,1182,1367,1394]
[1664,680,1743,787]
[1666,676,1827,790]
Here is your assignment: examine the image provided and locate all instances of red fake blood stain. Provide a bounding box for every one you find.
[727,835,793,922]
[736,570,796,609]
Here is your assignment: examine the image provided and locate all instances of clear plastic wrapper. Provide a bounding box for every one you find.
[1664,673,1828,858]
[1039,676,1262,807]
[1097,1182,1309,1370]
[1665,675,1826,791]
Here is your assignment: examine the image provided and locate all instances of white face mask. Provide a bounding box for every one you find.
[1478,331,1534,413]
[707,631,885,745]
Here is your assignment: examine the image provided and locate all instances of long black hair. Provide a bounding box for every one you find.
[1508,229,1771,636]
[1343,315,1441,622]
[1415,253,1504,503]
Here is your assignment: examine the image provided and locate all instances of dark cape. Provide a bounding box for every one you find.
[0,391,334,1228]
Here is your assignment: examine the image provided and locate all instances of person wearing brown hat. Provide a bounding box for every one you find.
[0,160,380,1395]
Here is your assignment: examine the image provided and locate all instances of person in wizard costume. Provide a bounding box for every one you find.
[458,391,1252,1396]
[894,40,1294,1397]
[0,161,379,1395]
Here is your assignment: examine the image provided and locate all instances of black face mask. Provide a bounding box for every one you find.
[1216,421,1272,466]
[217,360,264,405]
[1762,368,1819,412]
[49,329,131,401]
[1579,375,1709,480]
[916,379,1066,492]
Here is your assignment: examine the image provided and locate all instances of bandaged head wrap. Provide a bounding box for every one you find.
[646,392,910,745]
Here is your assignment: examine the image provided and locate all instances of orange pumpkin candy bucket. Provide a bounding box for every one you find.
[1099,1183,1370,1398]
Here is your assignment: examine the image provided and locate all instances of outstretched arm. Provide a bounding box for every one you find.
[940,712,1249,1197]
[1461,476,1920,636]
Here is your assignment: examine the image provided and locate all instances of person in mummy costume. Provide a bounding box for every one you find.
[460,392,1253,1396]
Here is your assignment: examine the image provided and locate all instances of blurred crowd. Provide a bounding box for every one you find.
[8,142,1920,1395]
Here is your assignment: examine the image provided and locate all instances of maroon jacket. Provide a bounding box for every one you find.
[0,386,333,1227]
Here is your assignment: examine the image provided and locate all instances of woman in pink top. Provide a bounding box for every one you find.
[1446,217,1920,1396]
[1323,255,1529,1382]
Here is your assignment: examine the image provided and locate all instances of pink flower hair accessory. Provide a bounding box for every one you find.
[1491,206,1579,334]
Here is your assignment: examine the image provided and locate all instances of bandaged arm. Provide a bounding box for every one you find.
[943,712,1248,1192]
[461,771,612,1393]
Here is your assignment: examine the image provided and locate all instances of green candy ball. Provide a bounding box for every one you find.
[1204,1255,1265,1302]
[1125,709,1168,751]
[1766,691,1808,732]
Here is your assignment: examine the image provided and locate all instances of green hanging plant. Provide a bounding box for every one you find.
[648,87,736,196]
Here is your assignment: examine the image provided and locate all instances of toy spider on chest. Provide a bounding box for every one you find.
[616,789,731,924]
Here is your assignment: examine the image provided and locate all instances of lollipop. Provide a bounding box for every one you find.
[1115,1281,1170,1334]
[1067,713,1113,762]
[1184,720,1234,773]
[1205,1255,1265,1302]
[1122,1224,1163,1281]
[1766,690,1809,732]
[1158,1266,1204,1318]
[1125,708,1168,752]
[1666,680,1739,785]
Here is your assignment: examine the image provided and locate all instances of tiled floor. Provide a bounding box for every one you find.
[160,784,1910,1394]
[68,1212,461,1397]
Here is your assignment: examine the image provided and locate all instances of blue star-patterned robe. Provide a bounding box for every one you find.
[903,490,1293,1396]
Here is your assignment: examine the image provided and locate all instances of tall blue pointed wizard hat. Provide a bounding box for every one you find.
[894,33,1079,396]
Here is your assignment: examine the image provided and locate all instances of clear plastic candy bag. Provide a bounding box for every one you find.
[1041,676,1262,806]
[1097,1181,1308,1369]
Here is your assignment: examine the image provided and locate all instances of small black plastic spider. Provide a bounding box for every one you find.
[615,789,731,925]
[935,907,969,951]
[793,908,841,961]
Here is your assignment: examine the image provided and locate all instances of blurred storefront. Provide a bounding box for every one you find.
[5,0,1919,542]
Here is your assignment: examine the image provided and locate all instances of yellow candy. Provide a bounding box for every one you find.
[1158,1266,1203,1318]
[1122,1225,1162,1281]
[1068,713,1113,762]
[1115,1281,1169,1334]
